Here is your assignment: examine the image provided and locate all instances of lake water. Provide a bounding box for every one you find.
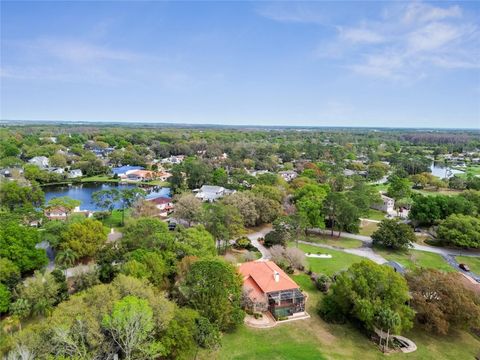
[430,162,464,179]
[44,183,171,211]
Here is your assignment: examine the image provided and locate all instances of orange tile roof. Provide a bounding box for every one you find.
[238,261,300,294]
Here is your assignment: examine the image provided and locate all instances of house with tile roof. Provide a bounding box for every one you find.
[238,261,306,319]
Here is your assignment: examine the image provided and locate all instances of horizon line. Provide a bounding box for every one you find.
[1,119,479,131]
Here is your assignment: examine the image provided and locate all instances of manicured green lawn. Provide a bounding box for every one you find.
[299,235,363,249]
[101,209,129,229]
[455,256,480,274]
[364,209,386,221]
[202,273,480,360]
[140,180,170,186]
[292,242,365,276]
[81,175,119,183]
[374,248,454,272]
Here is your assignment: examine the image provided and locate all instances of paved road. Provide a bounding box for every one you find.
[247,226,273,260]
[309,228,480,258]
[443,254,480,282]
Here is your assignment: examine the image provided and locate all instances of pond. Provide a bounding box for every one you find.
[44,183,171,211]
[430,162,464,179]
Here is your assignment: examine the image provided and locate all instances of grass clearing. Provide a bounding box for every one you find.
[101,209,129,229]
[81,175,119,183]
[374,247,454,272]
[291,242,364,276]
[202,273,480,360]
[359,221,378,236]
[455,256,480,274]
[364,209,386,221]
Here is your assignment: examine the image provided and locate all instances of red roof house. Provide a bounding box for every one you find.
[238,261,306,319]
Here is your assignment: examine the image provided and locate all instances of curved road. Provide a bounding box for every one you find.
[310,228,480,258]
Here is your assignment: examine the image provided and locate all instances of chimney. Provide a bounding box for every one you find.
[274,271,280,283]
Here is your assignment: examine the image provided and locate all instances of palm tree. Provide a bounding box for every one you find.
[55,248,79,273]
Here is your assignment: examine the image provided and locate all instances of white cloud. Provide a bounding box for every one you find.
[402,2,462,24]
[339,27,385,44]
[407,22,464,52]
[324,2,479,80]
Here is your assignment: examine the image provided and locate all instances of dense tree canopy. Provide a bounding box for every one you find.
[180,258,244,332]
[320,261,414,333]
[407,269,480,334]
[0,218,48,274]
[371,219,415,250]
[437,214,480,248]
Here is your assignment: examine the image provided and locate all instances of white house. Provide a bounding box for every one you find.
[29,156,49,169]
[161,155,185,165]
[371,194,395,213]
[147,197,174,217]
[68,169,83,178]
[195,185,234,202]
[278,170,298,182]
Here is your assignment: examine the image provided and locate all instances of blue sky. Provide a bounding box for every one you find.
[1,1,479,128]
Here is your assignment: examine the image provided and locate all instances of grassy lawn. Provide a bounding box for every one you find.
[374,248,454,272]
[101,209,129,229]
[456,165,480,179]
[292,242,365,276]
[455,256,480,274]
[412,188,463,196]
[364,209,386,221]
[81,175,119,183]
[140,180,170,186]
[299,234,363,249]
[359,221,378,236]
[202,273,480,360]
[369,183,388,192]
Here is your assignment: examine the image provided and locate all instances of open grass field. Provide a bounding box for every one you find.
[455,256,480,274]
[81,175,119,183]
[359,221,379,236]
[412,188,464,196]
[299,234,363,249]
[455,165,480,179]
[292,242,365,275]
[374,248,454,272]
[364,209,386,221]
[201,274,480,360]
[101,209,130,229]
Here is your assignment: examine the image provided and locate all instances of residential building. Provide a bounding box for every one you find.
[371,194,395,213]
[161,155,185,165]
[239,261,306,320]
[112,165,144,176]
[278,170,298,182]
[44,206,69,220]
[147,196,174,217]
[125,169,156,181]
[29,156,49,169]
[68,169,83,178]
[195,185,234,202]
[157,171,172,182]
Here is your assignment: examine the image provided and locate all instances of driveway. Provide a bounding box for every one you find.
[247,225,273,260]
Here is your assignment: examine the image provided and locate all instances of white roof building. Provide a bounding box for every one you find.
[28,156,49,169]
